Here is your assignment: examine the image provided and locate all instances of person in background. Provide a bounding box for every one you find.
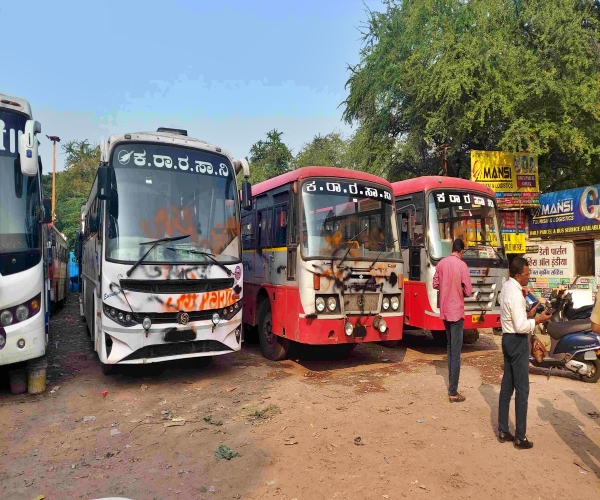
[433,238,472,402]
[498,257,551,449]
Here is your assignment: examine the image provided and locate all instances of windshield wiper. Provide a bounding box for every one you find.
[166,247,233,276]
[370,238,399,270]
[126,235,190,277]
[337,227,369,269]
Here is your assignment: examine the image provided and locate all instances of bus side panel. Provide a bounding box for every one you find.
[242,281,261,327]
[268,285,302,339]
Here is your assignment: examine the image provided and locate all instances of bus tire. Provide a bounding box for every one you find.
[257,299,290,361]
[463,329,480,345]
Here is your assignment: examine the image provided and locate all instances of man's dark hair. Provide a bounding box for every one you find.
[510,256,529,278]
[452,238,465,253]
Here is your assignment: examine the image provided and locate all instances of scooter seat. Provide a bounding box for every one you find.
[566,305,593,319]
[547,319,592,340]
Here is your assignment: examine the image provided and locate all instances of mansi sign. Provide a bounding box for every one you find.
[471,150,540,208]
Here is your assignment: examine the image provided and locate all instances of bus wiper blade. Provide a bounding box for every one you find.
[126,235,190,278]
[370,238,399,270]
[167,247,233,277]
[338,227,368,269]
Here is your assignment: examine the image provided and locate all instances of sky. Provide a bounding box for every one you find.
[0,0,384,172]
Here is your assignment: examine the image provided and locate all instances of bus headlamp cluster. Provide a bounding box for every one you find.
[315,296,339,314]
[103,303,137,327]
[382,296,401,311]
[0,294,41,327]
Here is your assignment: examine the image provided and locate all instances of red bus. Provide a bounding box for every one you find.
[392,176,508,344]
[242,167,404,360]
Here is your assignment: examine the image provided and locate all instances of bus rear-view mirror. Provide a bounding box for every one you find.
[19,120,41,177]
[97,165,111,200]
[42,198,52,223]
[242,180,252,211]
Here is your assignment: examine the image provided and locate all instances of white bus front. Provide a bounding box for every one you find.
[82,131,248,372]
[0,96,50,368]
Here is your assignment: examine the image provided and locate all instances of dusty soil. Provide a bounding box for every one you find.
[2,294,600,499]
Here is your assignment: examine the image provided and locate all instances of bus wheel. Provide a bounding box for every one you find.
[463,329,480,345]
[258,300,290,361]
[431,330,447,345]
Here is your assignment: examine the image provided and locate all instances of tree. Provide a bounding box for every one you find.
[54,140,99,248]
[294,132,348,168]
[343,0,600,189]
[247,129,293,184]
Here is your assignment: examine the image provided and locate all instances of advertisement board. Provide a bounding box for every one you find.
[471,150,540,208]
[529,184,600,237]
[500,210,527,253]
[524,241,575,299]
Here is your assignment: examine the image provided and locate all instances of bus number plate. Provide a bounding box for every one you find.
[472,315,484,324]
[354,325,367,338]
[164,329,196,343]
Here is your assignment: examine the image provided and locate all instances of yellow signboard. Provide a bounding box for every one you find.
[502,232,526,254]
[471,150,540,208]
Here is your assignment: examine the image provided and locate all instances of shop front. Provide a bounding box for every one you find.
[527,184,600,306]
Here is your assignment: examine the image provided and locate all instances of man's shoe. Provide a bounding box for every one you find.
[498,431,515,443]
[514,437,533,450]
[449,393,466,403]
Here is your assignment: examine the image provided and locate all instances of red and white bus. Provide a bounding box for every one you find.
[242,167,404,360]
[44,224,69,314]
[392,176,508,344]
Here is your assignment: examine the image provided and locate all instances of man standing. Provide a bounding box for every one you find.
[498,257,551,449]
[433,238,472,402]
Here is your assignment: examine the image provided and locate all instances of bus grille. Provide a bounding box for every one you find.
[122,340,232,361]
[343,294,379,314]
[141,310,215,324]
[119,278,234,294]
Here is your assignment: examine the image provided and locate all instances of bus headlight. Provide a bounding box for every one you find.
[0,310,13,326]
[390,296,400,311]
[491,283,497,291]
[382,297,390,311]
[142,317,152,330]
[0,332,5,350]
[316,297,326,313]
[344,321,354,336]
[373,316,387,333]
[212,312,220,325]
[327,297,337,312]
[15,305,29,322]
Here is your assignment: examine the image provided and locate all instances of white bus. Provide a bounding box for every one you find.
[79,127,251,374]
[0,94,52,389]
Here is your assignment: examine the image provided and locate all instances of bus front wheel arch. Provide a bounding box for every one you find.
[257,299,290,361]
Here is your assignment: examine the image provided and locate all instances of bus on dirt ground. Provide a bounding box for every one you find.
[0,93,52,389]
[392,176,508,344]
[79,127,251,374]
[242,166,404,361]
[44,224,69,314]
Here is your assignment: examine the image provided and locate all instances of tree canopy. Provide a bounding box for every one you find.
[247,129,293,184]
[343,0,600,189]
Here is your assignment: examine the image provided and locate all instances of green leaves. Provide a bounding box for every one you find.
[343,0,600,187]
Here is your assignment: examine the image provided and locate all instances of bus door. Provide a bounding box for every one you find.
[396,192,425,322]
[254,195,269,281]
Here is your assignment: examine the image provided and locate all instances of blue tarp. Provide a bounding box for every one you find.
[69,252,79,291]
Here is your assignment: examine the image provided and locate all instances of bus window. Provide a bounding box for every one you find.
[242,213,253,250]
[273,205,288,247]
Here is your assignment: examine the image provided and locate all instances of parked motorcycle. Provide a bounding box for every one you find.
[530,283,600,383]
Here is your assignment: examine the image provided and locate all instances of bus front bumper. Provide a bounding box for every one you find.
[295,313,404,345]
[0,311,46,366]
[101,315,242,365]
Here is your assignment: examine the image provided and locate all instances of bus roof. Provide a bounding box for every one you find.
[392,176,495,197]
[252,167,393,197]
[0,93,32,118]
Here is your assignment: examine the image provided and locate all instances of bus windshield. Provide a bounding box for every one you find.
[300,178,401,262]
[0,110,41,254]
[427,190,505,261]
[107,143,239,264]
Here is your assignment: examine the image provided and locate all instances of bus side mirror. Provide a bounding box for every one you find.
[42,198,52,223]
[19,120,41,177]
[97,165,110,200]
[242,180,252,211]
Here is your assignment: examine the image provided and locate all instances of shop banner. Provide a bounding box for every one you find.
[524,241,574,299]
[529,184,600,237]
[471,150,540,208]
[502,233,526,254]
[500,210,527,253]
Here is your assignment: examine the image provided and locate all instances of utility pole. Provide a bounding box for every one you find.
[46,135,61,222]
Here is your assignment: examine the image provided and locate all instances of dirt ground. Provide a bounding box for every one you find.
[2,295,600,500]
